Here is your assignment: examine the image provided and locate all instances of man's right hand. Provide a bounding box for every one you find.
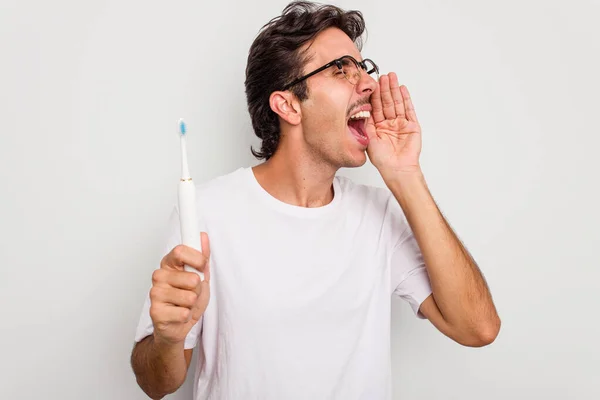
[149,232,211,346]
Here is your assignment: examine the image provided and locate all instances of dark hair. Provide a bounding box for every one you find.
[244,1,367,160]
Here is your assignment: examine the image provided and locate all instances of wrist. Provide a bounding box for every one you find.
[152,332,185,353]
[382,166,425,190]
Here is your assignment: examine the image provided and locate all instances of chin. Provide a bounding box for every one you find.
[342,125,370,167]
[347,137,369,166]
[311,131,368,169]
[350,155,368,168]
[340,147,368,168]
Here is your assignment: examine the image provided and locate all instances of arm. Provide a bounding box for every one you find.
[131,232,212,398]
[131,335,193,399]
[366,73,500,347]
[387,169,500,347]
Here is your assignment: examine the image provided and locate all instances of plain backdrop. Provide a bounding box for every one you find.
[1,0,599,398]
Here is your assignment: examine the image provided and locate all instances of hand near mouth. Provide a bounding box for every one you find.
[365,72,422,178]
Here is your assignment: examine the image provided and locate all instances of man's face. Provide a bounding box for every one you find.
[298,27,378,168]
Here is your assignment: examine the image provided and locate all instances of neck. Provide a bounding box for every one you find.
[251,135,337,208]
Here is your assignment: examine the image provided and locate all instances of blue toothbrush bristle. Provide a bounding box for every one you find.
[179,119,186,135]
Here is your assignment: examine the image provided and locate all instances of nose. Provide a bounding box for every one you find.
[355,70,377,95]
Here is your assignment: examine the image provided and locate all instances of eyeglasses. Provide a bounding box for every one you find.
[281,55,379,91]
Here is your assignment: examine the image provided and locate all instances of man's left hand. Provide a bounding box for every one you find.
[366,72,422,178]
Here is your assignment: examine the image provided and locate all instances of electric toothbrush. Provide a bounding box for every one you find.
[177,118,205,281]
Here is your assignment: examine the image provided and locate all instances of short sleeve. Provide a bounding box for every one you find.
[386,195,433,319]
[133,205,203,349]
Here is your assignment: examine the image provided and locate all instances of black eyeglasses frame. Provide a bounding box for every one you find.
[281,55,379,91]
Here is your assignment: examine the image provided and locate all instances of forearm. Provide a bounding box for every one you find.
[385,169,499,337]
[131,334,188,399]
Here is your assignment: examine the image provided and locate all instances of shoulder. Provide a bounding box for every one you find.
[195,167,247,199]
[335,174,393,206]
[336,175,411,247]
[336,176,404,225]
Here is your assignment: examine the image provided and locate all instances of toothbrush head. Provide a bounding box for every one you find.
[178,118,186,136]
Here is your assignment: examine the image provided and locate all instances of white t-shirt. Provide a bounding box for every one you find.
[134,166,432,400]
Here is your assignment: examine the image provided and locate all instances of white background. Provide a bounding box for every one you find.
[1,0,599,398]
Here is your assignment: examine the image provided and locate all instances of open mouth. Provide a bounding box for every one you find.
[347,110,370,145]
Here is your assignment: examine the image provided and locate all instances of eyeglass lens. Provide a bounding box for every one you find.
[338,58,378,84]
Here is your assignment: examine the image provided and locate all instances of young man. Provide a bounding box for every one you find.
[131,2,500,399]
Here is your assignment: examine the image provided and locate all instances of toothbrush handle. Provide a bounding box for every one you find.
[178,180,205,281]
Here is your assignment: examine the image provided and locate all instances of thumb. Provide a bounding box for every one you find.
[200,232,211,259]
[365,115,377,140]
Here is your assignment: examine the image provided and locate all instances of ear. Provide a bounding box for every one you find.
[269,91,302,126]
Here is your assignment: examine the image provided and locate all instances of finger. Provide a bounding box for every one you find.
[200,232,210,259]
[190,280,210,320]
[200,232,211,283]
[202,253,211,283]
[388,73,405,120]
[153,268,195,290]
[150,303,191,324]
[370,77,385,123]
[401,85,419,123]
[163,244,208,272]
[151,286,199,308]
[157,269,202,291]
[379,75,396,120]
[365,115,378,140]
[365,116,374,139]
